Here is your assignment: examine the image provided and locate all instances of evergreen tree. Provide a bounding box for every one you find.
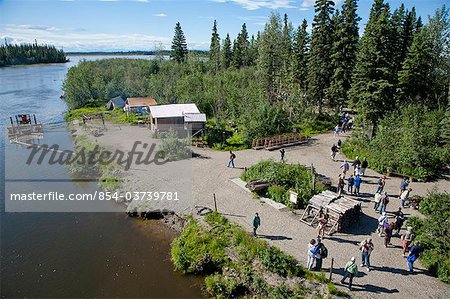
[221,33,232,69]
[349,0,395,133]
[257,12,284,102]
[232,23,250,68]
[397,27,435,107]
[209,20,221,72]
[170,22,188,63]
[281,14,293,86]
[307,0,335,112]
[327,0,360,109]
[292,19,310,92]
[248,34,259,66]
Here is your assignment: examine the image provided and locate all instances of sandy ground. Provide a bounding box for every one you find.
[76,122,450,299]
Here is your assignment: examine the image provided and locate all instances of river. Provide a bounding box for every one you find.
[0,56,203,298]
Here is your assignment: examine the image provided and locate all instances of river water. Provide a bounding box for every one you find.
[0,56,202,298]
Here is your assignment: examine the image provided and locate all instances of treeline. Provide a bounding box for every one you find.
[0,42,67,67]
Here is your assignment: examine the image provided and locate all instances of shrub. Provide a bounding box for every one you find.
[204,273,244,298]
[158,129,191,161]
[259,246,302,278]
[327,283,349,297]
[267,185,288,204]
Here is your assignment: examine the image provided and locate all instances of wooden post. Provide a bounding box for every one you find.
[311,163,316,193]
[213,193,217,212]
[329,257,334,281]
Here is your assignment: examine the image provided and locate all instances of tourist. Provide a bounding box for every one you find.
[394,208,405,235]
[331,144,338,161]
[360,238,374,271]
[377,212,388,236]
[280,148,285,162]
[341,257,358,291]
[402,227,415,257]
[407,241,422,272]
[384,222,394,247]
[374,192,382,212]
[379,192,389,214]
[354,164,361,176]
[360,158,368,176]
[314,237,328,271]
[400,188,412,208]
[337,174,345,196]
[352,156,361,172]
[399,177,410,197]
[227,150,236,168]
[337,139,342,149]
[317,212,329,238]
[307,239,317,270]
[334,124,340,137]
[376,176,386,194]
[354,175,362,196]
[340,160,350,175]
[347,175,354,194]
[252,213,261,236]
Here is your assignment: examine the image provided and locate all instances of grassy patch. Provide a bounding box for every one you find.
[327,283,349,297]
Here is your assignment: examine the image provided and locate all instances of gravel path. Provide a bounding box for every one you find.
[84,123,450,298]
[192,132,450,299]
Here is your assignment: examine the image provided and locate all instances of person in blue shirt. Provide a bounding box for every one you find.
[354,175,362,195]
[407,241,422,272]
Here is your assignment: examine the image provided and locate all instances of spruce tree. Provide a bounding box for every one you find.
[307,0,335,113]
[209,20,221,72]
[248,34,259,66]
[281,14,293,86]
[327,0,360,109]
[349,0,395,133]
[221,33,232,69]
[257,12,284,102]
[292,19,310,92]
[170,22,188,63]
[232,23,250,68]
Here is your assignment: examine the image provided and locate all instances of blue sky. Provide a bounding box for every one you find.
[0,0,447,52]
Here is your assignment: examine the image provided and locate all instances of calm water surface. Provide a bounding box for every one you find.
[0,56,202,298]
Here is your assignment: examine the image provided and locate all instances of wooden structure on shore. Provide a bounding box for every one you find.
[7,114,43,139]
[300,191,361,235]
[252,133,309,151]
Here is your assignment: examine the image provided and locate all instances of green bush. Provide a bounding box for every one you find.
[406,191,450,283]
[204,273,244,298]
[158,129,192,161]
[267,185,288,204]
[259,246,302,278]
[342,106,449,180]
[241,160,325,208]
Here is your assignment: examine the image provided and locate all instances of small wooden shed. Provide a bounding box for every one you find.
[300,191,361,235]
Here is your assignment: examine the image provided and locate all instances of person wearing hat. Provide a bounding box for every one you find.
[402,227,415,257]
[360,238,374,271]
[341,257,358,290]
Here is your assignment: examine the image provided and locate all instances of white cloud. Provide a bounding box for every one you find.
[152,13,167,17]
[300,0,342,10]
[135,0,149,2]
[212,0,295,11]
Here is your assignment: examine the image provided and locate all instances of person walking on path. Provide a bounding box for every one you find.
[317,212,329,238]
[347,175,354,194]
[399,177,410,197]
[374,192,382,212]
[360,158,368,176]
[337,174,345,196]
[352,156,361,173]
[379,192,389,214]
[314,237,328,271]
[407,241,422,272]
[334,124,340,137]
[340,160,350,175]
[400,188,412,208]
[252,213,261,236]
[360,238,374,271]
[402,227,415,257]
[331,144,338,161]
[227,150,236,168]
[394,208,405,235]
[337,139,342,149]
[354,175,362,196]
[341,257,358,291]
[377,212,388,236]
[307,239,317,270]
[384,222,394,247]
[280,148,285,162]
[376,176,386,194]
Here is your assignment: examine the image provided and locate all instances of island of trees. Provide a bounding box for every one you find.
[0,41,67,67]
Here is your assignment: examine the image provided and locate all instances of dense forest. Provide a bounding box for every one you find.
[63,0,449,179]
[0,42,67,66]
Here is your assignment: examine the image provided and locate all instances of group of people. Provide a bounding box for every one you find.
[335,156,366,196]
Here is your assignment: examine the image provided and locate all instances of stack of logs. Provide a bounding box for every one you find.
[300,190,361,235]
[252,133,309,151]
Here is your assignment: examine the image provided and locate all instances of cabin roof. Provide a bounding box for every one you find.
[108,96,126,107]
[150,104,201,119]
[126,97,157,107]
[184,113,207,123]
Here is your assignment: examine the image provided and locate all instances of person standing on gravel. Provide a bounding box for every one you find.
[402,227,415,257]
[379,192,389,214]
[252,213,261,236]
[280,148,286,162]
[307,239,317,270]
[399,177,409,197]
[394,208,405,235]
[340,160,350,175]
[407,241,422,272]
[377,212,388,236]
[374,192,382,212]
[331,144,338,161]
[347,175,354,194]
[360,238,374,271]
[227,150,236,168]
[375,176,386,194]
[353,175,362,195]
[337,174,345,196]
[352,156,361,172]
[341,257,358,291]
[360,158,368,176]
[314,237,328,271]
